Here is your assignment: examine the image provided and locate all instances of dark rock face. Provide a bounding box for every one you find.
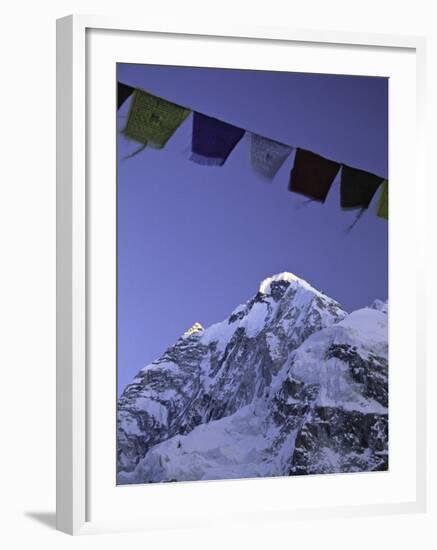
[326,344,388,408]
[290,407,388,475]
[117,273,388,484]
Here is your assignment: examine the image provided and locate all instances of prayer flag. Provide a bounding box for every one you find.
[190,112,245,166]
[340,165,384,210]
[117,82,135,110]
[250,134,293,180]
[289,148,340,202]
[376,179,389,220]
[124,89,191,148]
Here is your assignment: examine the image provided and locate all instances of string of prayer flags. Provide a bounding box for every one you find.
[124,89,191,149]
[118,83,388,224]
[249,134,293,180]
[340,165,384,210]
[289,148,340,202]
[376,179,389,219]
[117,82,135,110]
[190,112,245,166]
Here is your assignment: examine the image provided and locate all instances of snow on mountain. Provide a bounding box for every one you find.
[370,299,388,315]
[117,273,388,483]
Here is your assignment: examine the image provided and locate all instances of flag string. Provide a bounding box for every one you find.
[117,81,388,224]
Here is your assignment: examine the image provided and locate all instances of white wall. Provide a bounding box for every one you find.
[0,0,435,547]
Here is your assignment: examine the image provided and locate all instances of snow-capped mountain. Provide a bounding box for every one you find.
[117,272,388,484]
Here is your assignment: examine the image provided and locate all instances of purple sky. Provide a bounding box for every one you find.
[117,64,388,395]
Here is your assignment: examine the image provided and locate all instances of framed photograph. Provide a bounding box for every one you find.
[56,14,427,535]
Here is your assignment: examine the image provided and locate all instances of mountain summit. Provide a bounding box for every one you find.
[182,322,204,338]
[258,271,321,296]
[117,273,388,483]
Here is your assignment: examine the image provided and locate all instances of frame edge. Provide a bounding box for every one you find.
[56,14,87,536]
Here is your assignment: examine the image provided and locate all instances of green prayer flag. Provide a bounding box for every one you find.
[377,180,388,220]
[124,89,191,149]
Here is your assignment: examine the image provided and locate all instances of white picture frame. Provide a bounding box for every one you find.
[56,14,427,535]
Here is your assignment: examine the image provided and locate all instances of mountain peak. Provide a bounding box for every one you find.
[182,321,204,338]
[258,272,319,297]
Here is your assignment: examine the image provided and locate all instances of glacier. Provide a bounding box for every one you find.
[117,272,388,484]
